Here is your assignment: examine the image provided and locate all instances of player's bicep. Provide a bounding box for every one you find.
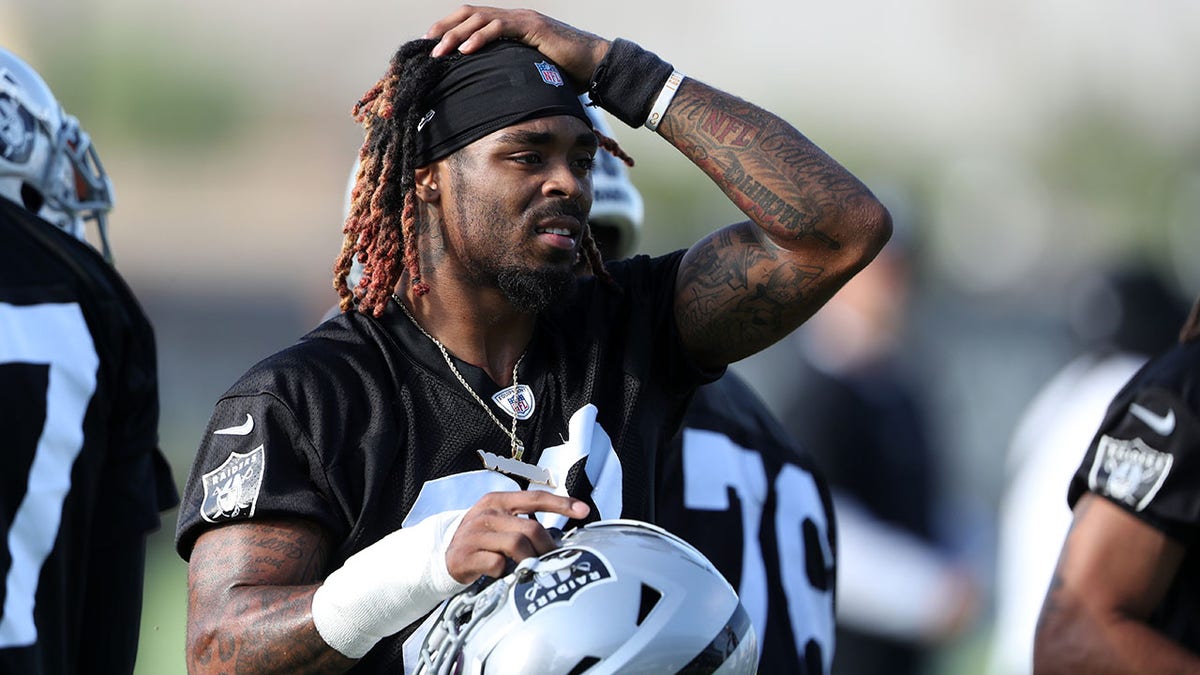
[185,519,360,673]
[188,518,332,597]
[1049,493,1183,619]
[674,221,827,368]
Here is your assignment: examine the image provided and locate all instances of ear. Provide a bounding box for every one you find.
[414,165,441,203]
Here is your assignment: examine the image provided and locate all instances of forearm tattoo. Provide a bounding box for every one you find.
[188,520,353,674]
[663,88,859,247]
[661,81,879,361]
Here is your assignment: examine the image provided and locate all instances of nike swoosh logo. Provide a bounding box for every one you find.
[214,413,255,436]
[1129,403,1175,436]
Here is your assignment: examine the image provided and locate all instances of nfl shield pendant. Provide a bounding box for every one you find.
[493,384,535,420]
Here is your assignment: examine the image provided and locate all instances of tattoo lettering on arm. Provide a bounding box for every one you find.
[662,79,889,367]
[666,92,853,250]
[722,160,840,250]
[187,519,356,675]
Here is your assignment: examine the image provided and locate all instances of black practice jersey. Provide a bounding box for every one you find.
[175,251,717,672]
[1068,338,1200,653]
[779,358,938,675]
[657,372,837,675]
[0,198,177,674]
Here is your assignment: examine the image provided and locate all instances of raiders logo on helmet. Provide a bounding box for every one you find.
[416,519,758,675]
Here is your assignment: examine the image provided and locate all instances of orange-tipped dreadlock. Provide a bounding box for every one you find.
[334,39,449,317]
[334,39,624,316]
[596,130,633,169]
[584,128,633,288]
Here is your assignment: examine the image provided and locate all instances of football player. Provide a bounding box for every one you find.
[989,267,1188,675]
[0,47,177,674]
[1034,293,1200,672]
[175,7,890,673]
[581,102,838,675]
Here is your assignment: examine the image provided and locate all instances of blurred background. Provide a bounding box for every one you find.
[2,0,1198,672]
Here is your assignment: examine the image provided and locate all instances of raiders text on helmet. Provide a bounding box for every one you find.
[416,519,758,675]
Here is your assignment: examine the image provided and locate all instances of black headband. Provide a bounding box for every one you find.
[415,40,592,166]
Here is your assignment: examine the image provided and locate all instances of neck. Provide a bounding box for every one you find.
[395,285,534,386]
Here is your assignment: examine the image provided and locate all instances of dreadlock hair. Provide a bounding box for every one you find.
[334,39,447,316]
[579,129,632,288]
[335,40,626,316]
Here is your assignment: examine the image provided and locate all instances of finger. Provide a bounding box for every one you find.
[429,13,491,58]
[562,499,590,520]
[458,504,551,541]
[423,4,479,39]
[479,525,553,560]
[448,548,510,582]
[455,19,508,55]
[428,8,523,58]
[446,518,556,582]
[478,490,590,519]
[446,515,510,582]
[469,510,559,552]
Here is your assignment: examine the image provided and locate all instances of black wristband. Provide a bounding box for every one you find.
[588,38,675,128]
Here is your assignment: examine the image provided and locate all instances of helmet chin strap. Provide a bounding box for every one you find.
[416,572,512,675]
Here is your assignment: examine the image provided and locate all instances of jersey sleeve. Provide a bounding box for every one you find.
[606,252,725,395]
[175,391,344,559]
[93,297,178,539]
[1069,370,1200,543]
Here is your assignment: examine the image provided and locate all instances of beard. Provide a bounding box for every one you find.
[496,264,578,314]
[448,159,583,314]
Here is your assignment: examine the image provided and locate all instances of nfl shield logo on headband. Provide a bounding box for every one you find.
[535,61,565,87]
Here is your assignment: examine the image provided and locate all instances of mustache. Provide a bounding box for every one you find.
[528,201,587,224]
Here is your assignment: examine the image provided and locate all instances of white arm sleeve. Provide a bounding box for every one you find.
[311,509,468,659]
[834,495,963,641]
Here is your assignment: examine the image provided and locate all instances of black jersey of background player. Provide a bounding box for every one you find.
[656,371,837,675]
[0,198,177,674]
[1068,338,1200,653]
[175,250,717,671]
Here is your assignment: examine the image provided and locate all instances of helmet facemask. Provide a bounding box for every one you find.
[0,49,115,260]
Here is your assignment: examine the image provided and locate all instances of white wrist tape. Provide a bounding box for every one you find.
[644,70,685,131]
[311,509,467,659]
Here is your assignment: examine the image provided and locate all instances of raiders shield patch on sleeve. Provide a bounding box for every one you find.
[200,445,266,523]
[1087,434,1173,512]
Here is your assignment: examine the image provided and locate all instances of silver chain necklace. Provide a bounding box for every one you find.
[393,293,526,461]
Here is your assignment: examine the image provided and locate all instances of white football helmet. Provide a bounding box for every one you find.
[581,96,644,260]
[0,47,115,259]
[415,519,758,675]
